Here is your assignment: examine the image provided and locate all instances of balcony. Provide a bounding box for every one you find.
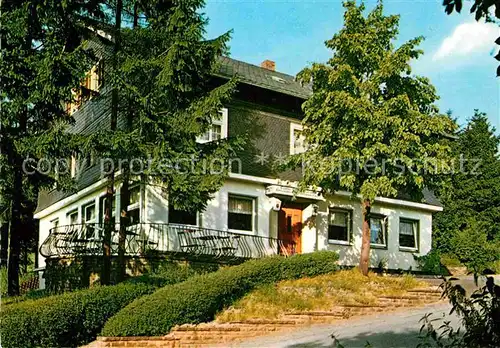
[40,222,289,262]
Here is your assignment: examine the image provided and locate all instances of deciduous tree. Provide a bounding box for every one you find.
[292,0,456,275]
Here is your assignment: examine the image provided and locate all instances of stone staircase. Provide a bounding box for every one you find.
[92,286,444,347]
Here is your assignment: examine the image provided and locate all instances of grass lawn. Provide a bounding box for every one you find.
[216,269,427,322]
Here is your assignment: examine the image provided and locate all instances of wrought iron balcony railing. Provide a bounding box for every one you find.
[39,222,289,261]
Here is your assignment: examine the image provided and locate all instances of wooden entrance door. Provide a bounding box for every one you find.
[278,205,302,255]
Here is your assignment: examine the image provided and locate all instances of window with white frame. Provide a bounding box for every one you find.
[399,218,419,250]
[84,203,96,224]
[290,123,306,155]
[67,210,78,225]
[83,202,96,238]
[228,195,255,232]
[99,195,116,224]
[370,214,387,247]
[197,108,228,143]
[50,218,59,231]
[328,209,351,243]
[127,185,140,225]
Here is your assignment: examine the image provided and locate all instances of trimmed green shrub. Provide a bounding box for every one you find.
[101,251,339,337]
[0,262,200,348]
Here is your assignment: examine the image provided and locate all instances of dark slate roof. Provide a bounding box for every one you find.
[216,56,312,99]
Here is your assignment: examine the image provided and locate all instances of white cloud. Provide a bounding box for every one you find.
[433,21,500,61]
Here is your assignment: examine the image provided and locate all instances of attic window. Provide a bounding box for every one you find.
[270,75,286,83]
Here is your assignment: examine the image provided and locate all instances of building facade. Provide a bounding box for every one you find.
[34,57,442,283]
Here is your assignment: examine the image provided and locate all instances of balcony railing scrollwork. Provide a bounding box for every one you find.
[40,222,289,261]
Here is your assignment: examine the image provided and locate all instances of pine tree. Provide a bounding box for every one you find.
[0,0,105,295]
[81,0,237,282]
[433,111,500,270]
[292,1,456,275]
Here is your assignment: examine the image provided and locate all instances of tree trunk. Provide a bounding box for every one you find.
[117,170,129,282]
[7,161,22,296]
[102,0,123,285]
[0,222,9,267]
[359,199,371,276]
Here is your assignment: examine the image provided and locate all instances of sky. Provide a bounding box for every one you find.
[202,0,500,133]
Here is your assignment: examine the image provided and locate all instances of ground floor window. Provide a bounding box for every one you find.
[99,195,115,225]
[127,186,141,225]
[399,218,419,250]
[67,210,78,225]
[370,214,387,247]
[228,195,255,232]
[328,208,351,243]
[50,218,59,231]
[168,204,197,226]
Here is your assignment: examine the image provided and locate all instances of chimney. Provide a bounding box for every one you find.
[260,59,276,71]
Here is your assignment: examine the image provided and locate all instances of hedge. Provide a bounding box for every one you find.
[0,263,200,348]
[101,251,339,337]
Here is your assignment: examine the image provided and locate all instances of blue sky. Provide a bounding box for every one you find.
[203,0,499,133]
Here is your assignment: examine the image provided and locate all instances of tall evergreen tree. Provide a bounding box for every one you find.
[292,1,456,275]
[82,0,237,282]
[433,111,500,270]
[0,0,105,295]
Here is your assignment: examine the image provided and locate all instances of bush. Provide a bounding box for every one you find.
[419,276,500,347]
[101,251,339,337]
[414,249,448,275]
[450,222,500,274]
[0,262,199,348]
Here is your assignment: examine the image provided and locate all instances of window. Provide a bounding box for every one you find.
[370,215,387,247]
[228,195,255,232]
[168,204,197,226]
[328,209,351,243]
[66,60,103,115]
[197,108,228,143]
[83,202,96,238]
[127,186,140,225]
[99,196,115,224]
[399,218,419,250]
[70,155,77,178]
[290,123,306,155]
[50,218,59,231]
[67,210,78,225]
[84,203,96,224]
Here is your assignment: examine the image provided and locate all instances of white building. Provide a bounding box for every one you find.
[35,57,442,285]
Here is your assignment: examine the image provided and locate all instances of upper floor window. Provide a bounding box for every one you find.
[290,123,306,155]
[328,208,351,244]
[370,214,387,248]
[228,195,255,232]
[197,108,228,143]
[399,218,419,251]
[66,60,104,115]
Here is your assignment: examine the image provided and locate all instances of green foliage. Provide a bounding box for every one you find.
[433,112,500,272]
[414,249,448,275]
[0,262,200,348]
[101,251,339,337]
[292,1,456,203]
[418,276,500,347]
[86,0,239,213]
[450,219,500,274]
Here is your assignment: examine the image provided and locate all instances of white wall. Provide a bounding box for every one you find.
[38,178,433,273]
[303,194,433,271]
